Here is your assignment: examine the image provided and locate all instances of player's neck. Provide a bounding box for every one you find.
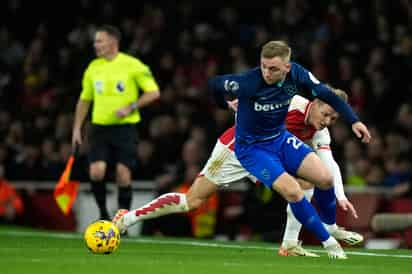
[104,51,119,61]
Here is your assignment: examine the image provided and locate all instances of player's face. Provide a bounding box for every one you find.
[94,31,116,59]
[260,56,291,85]
[309,101,339,130]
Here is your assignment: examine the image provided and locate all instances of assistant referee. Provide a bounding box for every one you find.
[72,25,160,220]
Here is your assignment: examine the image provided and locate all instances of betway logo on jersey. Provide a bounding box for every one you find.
[254,99,291,112]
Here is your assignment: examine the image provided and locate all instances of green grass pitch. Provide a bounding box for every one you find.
[0,226,411,274]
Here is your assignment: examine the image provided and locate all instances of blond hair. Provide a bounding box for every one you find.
[325,84,348,102]
[261,41,291,61]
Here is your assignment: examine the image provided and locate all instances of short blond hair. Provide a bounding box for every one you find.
[261,41,291,61]
[325,84,348,102]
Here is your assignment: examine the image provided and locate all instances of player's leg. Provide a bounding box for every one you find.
[113,138,245,233]
[296,152,338,232]
[89,161,109,219]
[291,152,349,257]
[280,177,362,253]
[282,180,314,246]
[237,134,345,258]
[89,125,110,220]
[295,153,363,245]
[279,180,317,256]
[114,124,138,212]
[116,163,133,210]
[113,176,217,233]
[272,174,346,259]
[236,138,331,246]
[186,176,219,210]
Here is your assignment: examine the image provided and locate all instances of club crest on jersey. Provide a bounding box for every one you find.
[116,81,125,92]
[283,84,298,96]
[94,80,103,94]
[207,159,224,176]
[261,168,270,180]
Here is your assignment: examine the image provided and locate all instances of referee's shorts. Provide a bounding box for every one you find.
[88,124,138,169]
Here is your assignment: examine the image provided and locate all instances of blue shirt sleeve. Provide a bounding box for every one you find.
[291,63,359,124]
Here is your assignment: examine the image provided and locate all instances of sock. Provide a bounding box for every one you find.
[289,197,330,242]
[313,187,336,225]
[123,193,189,227]
[324,223,339,234]
[281,188,315,246]
[91,180,109,219]
[322,236,339,248]
[118,185,132,210]
[304,188,314,201]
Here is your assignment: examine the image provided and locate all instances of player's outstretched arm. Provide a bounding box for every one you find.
[208,76,230,109]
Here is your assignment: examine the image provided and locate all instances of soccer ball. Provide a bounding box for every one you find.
[84,220,120,254]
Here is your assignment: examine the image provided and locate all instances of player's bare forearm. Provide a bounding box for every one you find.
[135,90,160,109]
[116,92,160,118]
[72,99,91,145]
[73,99,91,130]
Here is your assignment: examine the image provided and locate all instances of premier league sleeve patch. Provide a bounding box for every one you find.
[116,80,125,92]
[224,80,239,93]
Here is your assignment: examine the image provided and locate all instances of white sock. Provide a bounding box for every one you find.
[281,188,314,246]
[123,193,189,227]
[324,223,339,233]
[322,236,339,248]
[304,188,314,201]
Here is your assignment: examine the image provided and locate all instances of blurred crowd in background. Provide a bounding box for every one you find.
[0,0,412,241]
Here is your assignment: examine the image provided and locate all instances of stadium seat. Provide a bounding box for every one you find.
[386,198,412,248]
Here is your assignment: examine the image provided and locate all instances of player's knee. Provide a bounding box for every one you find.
[89,163,106,181]
[90,166,105,181]
[281,186,304,202]
[286,191,304,202]
[116,169,131,186]
[90,172,105,181]
[316,171,333,189]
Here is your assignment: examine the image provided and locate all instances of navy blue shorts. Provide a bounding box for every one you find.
[235,130,312,189]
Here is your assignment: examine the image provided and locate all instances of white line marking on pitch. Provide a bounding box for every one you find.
[1,230,411,259]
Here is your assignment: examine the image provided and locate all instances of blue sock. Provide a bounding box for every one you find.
[313,187,336,225]
[289,197,330,242]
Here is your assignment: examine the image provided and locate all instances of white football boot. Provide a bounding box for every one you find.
[325,243,348,259]
[278,241,320,257]
[331,227,364,245]
[112,209,129,234]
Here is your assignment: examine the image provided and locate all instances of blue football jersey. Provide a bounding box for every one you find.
[209,62,359,144]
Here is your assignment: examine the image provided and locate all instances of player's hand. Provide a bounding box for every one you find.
[72,128,82,146]
[352,121,371,143]
[115,105,133,118]
[227,99,238,112]
[338,199,358,219]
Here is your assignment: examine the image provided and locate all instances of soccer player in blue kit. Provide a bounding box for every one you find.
[208,40,371,259]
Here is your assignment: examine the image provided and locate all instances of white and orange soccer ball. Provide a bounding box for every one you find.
[84,220,120,254]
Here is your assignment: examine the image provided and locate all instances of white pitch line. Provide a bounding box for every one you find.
[1,230,412,259]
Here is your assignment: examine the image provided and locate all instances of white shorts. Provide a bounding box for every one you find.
[199,140,257,186]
